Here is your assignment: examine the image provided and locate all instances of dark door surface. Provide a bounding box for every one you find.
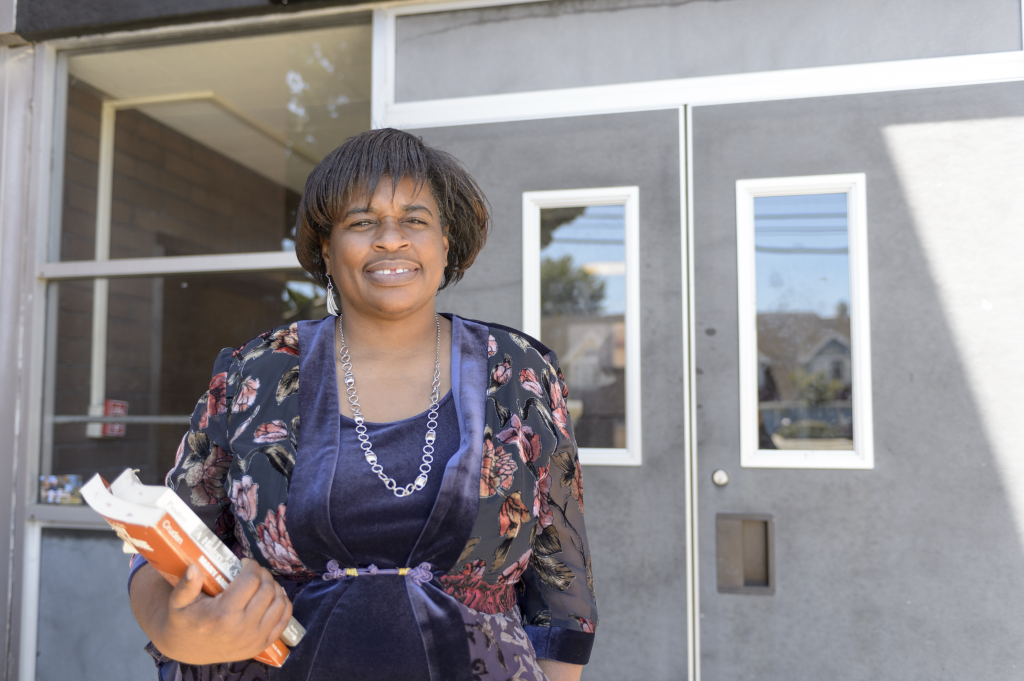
[417,110,689,680]
[693,83,1024,680]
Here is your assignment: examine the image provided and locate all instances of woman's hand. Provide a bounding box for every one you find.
[538,659,583,681]
[130,559,294,665]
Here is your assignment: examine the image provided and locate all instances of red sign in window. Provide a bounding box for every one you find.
[103,399,128,437]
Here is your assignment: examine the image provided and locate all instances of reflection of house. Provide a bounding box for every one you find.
[801,332,851,386]
[756,311,851,403]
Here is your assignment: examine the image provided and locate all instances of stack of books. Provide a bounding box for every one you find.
[82,469,305,667]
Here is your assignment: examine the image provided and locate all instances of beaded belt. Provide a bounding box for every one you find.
[322,559,434,587]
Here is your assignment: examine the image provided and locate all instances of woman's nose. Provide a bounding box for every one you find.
[373,217,410,250]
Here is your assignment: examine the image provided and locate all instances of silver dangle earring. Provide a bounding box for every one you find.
[326,275,339,316]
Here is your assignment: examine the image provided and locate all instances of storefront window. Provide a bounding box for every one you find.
[42,21,372,502]
[41,273,328,496]
[60,24,371,261]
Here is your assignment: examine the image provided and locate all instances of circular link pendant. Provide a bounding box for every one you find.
[337,313,442,497]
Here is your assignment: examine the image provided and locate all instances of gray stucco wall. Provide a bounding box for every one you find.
[35,529,153,681]
[395,0,1023,101]
[424,109,686,679]
[692,83,1024,680]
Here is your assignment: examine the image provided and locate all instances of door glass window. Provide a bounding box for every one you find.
[522,188,640,466]
[755,193,853,450]
[737,174,873,469]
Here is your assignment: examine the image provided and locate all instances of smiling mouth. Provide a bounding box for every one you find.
[371,268,412,275]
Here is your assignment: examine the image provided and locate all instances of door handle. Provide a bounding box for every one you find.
[716,513,775,594]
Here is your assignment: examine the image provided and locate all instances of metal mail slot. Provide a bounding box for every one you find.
[716,513,775,595]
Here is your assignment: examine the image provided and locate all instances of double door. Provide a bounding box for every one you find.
[418,81,1024,680]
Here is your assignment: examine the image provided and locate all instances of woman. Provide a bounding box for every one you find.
[128,129,597,681]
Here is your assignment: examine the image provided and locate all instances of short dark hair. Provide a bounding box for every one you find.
[295,128,491,291]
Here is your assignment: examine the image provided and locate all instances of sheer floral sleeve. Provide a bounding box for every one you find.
[126,347,254,679]
[163,346,238,547]
[517,351,598,664]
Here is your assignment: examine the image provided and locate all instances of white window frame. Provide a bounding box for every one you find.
[522,187,641,467]
[736,173,874,469]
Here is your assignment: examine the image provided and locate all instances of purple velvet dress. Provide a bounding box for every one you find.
[130,316,595,681]
[130,391,545,681]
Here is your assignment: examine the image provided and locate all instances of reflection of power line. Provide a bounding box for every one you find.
[552,227,622,232]
[755,226,847,232]
[557,214,624,219]
[755,213,847,220]
[547,238,624,245]
[755,246,848,254]
[756,231,847,237]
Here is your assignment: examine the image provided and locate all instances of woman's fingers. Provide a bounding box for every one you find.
[219,558,264,611]
[242,566,281,629]
[256,585,290,645]
[270,591,294,643]
[168,564,205,610]
[154,559,296,665]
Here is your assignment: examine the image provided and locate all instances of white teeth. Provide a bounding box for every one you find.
[374,268,410,275]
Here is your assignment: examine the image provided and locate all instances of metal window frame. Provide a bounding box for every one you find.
[522,187,642,467]
[735,174,874,470]
[6,42,61,681]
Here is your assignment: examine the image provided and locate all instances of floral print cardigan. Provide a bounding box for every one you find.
[142,315,597,680]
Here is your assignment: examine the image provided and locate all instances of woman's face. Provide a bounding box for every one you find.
[322,175,449,320]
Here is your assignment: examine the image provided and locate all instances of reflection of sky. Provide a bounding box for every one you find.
[755,193,850,317]
[541,205,626,315]
[285,281,317,299]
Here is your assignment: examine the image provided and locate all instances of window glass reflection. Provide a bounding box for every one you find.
[41,273,328,501]
[539,206,626,450]
[755,193,853,450]
[61,24,371,260]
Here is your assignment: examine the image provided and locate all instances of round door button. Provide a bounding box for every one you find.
[712,469,729,486]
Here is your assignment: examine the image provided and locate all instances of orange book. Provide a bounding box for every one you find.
[82,469,305,667]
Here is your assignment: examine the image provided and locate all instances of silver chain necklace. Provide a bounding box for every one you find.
[337,313,442,498]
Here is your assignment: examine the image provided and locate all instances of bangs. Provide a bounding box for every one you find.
[301,130,433,230]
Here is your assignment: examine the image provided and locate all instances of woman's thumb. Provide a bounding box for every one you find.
[169,564,204,609]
